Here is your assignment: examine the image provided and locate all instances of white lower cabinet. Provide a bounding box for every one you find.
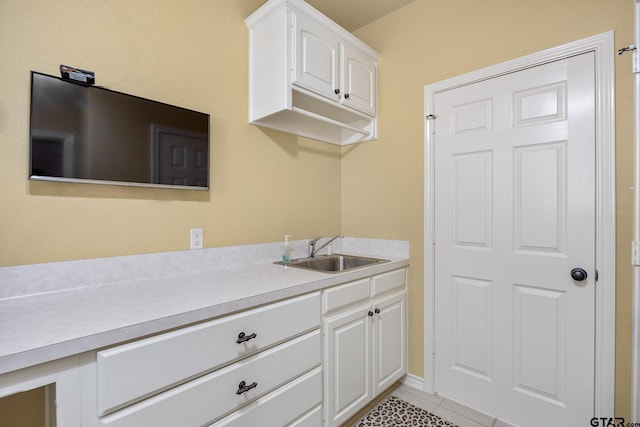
[323,269,407,427]
[324,301,372,425]
[98,330,321,427]
[19,267,408,427]
[372,290,406,395]
[212,366,322,427]
[84,291,323,427]
[96,292,321,416]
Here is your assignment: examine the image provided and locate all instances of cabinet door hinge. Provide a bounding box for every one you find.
[633,240,640,266]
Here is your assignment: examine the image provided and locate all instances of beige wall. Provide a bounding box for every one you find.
[0,0,342,267]
[348,0,634,420]
[0,2,341,420]
[0,0,635,422]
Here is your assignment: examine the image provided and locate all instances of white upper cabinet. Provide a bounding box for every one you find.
[293,13,340,102]
[246,0,380,145]
[341,43,377,116]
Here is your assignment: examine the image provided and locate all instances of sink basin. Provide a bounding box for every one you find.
[277,254,388,273]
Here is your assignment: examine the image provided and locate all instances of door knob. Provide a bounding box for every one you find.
[570,268,588,281]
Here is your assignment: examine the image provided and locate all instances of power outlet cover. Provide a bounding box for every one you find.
[190,228,203,250]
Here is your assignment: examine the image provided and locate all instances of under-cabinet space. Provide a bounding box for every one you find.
[0,356,82,427]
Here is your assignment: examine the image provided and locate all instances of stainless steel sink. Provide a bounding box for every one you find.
[276,254,388,273]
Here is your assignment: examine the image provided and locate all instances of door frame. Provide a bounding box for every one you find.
[423,31,616,416]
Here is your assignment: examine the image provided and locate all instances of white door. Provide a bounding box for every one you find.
[434,52,595,427]
[152,127,208,187]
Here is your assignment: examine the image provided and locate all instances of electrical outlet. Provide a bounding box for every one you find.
[190,228,203,250]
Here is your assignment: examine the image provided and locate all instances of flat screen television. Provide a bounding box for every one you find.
[29,71,210,190]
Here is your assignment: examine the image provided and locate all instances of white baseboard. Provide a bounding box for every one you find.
[401,373,424,391]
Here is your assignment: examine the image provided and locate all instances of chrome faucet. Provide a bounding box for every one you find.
[308,234,344,258]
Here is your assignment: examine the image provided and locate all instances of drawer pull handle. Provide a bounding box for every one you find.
[374,308,381,314]
[236,380,258,395]
[236,332,257,344]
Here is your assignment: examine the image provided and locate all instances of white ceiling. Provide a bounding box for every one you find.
[246,0,416,32]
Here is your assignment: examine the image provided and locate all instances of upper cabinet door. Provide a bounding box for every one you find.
[293,13,340,102]
[341,44,377,116]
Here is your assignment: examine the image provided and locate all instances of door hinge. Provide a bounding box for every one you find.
[426,114,437,135]
[633,240,640,266]
[618,45,639,73]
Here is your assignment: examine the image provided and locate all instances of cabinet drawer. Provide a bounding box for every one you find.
[98,329,321,427]
[211,366,322,427]
[322,278,370,314]
[289,404,322,427]
[371,269,405,297]
[97,292,320,415]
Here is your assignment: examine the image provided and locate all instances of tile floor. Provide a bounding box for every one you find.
[345,382,518,427]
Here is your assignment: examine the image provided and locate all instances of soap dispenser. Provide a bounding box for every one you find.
[282,235,293,267]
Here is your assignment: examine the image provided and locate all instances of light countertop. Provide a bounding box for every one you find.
[0,238,409,375]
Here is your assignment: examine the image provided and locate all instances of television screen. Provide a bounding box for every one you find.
[29,71,210,190]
